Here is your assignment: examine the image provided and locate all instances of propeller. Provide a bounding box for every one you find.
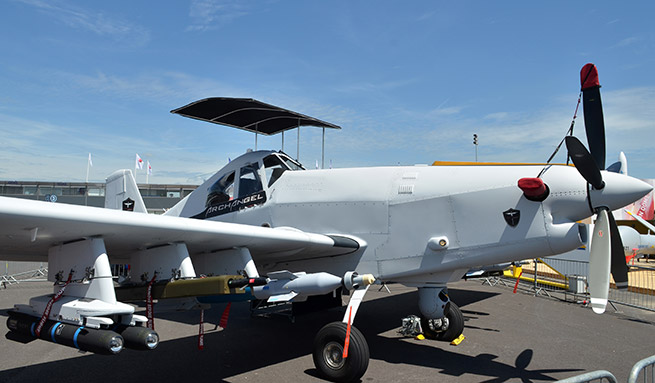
[566,63,629,314]
[588,209,611,314]
[581,63,606,170]
[607,212,629,290]
[564,136,604,190]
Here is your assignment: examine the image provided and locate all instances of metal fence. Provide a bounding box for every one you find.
[555,355,655,383]
[628,355,655,383]
[1,261,48,287]
[556,370,618,383]
[505,258,655,312]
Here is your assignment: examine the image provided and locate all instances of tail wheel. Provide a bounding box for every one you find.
[312,322,369,382]
[421,301,464,342]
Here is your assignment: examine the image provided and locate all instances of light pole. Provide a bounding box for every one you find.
[473,134,479,162]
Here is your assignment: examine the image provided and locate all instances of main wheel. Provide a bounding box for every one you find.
[312,322,369,382]
[421,301,464,342]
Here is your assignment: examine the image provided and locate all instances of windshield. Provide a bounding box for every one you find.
[263,153,304,187]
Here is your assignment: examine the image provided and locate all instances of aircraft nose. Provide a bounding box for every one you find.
[594,172,652,210]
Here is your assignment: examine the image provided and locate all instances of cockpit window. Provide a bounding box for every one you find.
[262,153,304,187]
[264,154,288,187]
[281,153,304,171]
[238,163,263,198]
[206,171,235,207]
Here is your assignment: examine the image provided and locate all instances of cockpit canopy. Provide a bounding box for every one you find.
[203,151,303,209]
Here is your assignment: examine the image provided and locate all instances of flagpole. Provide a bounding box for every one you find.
[146,161,149,184]
[85,153,91,183]
[85,153,92,206]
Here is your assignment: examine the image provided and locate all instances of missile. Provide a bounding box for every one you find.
[6,311,159,354]
[227,277,268,288]
[252,271,375,302]
[114,325,159,350]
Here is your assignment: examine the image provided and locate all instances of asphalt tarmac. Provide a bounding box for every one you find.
[1,279,654,383]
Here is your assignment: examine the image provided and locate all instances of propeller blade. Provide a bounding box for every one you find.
[581,63,606,170]
[589,209,611,314]
[607,212,629,289]
[565,136,605,190]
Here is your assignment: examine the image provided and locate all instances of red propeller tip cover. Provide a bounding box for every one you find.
[581,63,600,90]
[518,178,547,198]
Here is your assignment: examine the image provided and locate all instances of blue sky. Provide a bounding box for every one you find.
[1,1,654,184]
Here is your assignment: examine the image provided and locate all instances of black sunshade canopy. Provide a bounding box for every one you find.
[171,97,341,135]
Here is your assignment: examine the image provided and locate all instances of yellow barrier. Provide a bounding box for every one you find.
[503,270,568,290]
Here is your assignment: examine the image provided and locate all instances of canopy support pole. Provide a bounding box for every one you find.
[322,127,325,169]
[297,124,300,161]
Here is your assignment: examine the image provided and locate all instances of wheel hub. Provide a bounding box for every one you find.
[426,317,450,332]
[323,341,345,370]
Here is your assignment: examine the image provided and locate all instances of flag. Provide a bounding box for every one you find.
[88,153,93,167]
[136,153,144,169]
[147,161,152,175]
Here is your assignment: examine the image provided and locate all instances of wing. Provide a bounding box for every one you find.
[624,208,655,233]
[0,196,361,262]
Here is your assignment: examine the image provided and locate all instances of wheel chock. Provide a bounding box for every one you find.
[415,334,425,340]
[450,334,465,346]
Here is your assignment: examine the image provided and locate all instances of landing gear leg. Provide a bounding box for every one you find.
[313,322,369,383]
[421,301,464,342]
[313,281,372,382]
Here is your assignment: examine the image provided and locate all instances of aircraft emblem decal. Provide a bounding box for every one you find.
[503,208,520,227]
[122,198,135,211]
[192,191,267,219]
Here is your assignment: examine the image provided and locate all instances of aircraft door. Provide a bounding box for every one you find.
[236,163,264,200]
[234,162,271,225]
[206,171,235,207]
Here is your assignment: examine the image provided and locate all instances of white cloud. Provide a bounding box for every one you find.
[613,36,641,48]
[186,0,250,32]
[54,70,250,105]
[14,0,150,46]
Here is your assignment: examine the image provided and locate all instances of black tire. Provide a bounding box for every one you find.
[312,322,369,382]
[421,302,464,342]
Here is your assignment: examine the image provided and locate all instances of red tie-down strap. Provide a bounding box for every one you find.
[343,307,352,359]
[146,273,157,330]
[513,270,523,294]
[199,302,232,350]
[219,302,232,329]
[198,308,205,350]
[35,271,73,337]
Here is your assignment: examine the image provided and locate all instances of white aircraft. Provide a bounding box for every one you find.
[0,64,651,382]
[620,210,655,261]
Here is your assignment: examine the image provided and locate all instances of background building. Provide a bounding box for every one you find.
[0,180,198,214]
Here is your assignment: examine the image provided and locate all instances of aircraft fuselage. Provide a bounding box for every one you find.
[172,151,650,287]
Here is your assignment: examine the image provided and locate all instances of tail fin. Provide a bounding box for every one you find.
[606,151,628,175]
[105,169,147,213]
